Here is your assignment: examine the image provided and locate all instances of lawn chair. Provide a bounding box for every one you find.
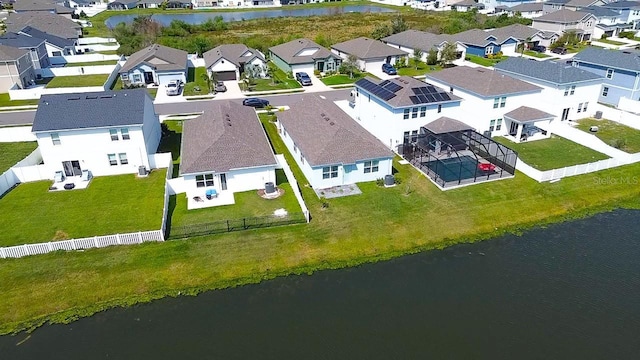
[206,189,218,200]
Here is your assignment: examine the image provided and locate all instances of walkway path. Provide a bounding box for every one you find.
[551,122,632,160]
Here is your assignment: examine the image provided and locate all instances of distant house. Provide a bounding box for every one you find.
[352,76,462,149]
[571,47,640,106]
[31,89,161,178]
[450,24,540,57]
[532,9,597,41]
[453,0,485,12]
[495,57,603,122]
[179,101,278,209]
[277,95,394,189]
[0,32,50,72]
[601,1,640,31]
[18,26,76,58]
[203,44,266,81]
[582,6,630,39]
[529,30,561,48]
[64,0,100,9]
[425,66,547,142]
[13,0,75,19]
[269,38,341,75]
[5,13,83,41]
[330,37,408,72]
[136,0,164,8]
[502,3,544,19]
[542,0,606,13]
[0,45,36,91]
[381,30,466,63]
[119,44,188,86]
[107,0,139,9]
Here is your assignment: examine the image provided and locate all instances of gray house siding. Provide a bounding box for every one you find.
[575,61,640,105]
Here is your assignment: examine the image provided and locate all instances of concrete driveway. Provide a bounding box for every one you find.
[154,84,185,104]
[211,80,244,100]
[367,67,398,80]
[304,73,332,93]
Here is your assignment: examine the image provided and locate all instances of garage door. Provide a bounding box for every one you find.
[214,71,236,81]
[365,60,386,73]
[157,72,185,86]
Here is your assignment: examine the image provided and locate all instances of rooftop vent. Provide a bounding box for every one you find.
[329,122,335,126]
[68,96,80,100]
[86,95,97,99]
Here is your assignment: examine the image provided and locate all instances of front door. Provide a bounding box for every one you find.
[144,72,154,84]
[62,161,82,177]
[220,173,227,191]
[561,108,570,121]
[316,61,325,72]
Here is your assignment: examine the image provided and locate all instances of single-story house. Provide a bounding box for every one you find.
[203,44,266,81]
[0,44,36,91]
[277,95,394,189]
[269,38,342,75]
[19,26,76,57]
[449,24,540,56]
[107,0,139,10]
[453,0,485,12]
[137,0,164,8]
[14,0,75,18]
[382,30,467,63]
[179,100,278,209]
[330,37,408,72]
[502,3,544,19]
[119,44,188,86]
[31,89,161,178]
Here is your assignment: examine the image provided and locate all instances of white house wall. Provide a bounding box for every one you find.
[208,58,240,78]
[143,96,161,156]
[123,64,186,86]
[180,166,276,198]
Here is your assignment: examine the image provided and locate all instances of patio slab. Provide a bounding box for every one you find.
[49,176,91,192]
[315,183,362,199]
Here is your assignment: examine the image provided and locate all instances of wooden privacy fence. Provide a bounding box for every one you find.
[0,230,164,259]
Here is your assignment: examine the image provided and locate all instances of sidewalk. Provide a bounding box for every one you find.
[551,122,632,160]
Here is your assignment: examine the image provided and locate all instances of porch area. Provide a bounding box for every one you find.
[186,189,235,210]
[503,106,553,143]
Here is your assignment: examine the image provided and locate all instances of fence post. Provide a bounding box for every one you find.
[137,232,143,243]
[23,244,30,256]
[94,236,99,248]
[116,233,121,244]
[243,218,247,230]
[227,220,230,232]
[47,242,53,251]
[0,247,5,259]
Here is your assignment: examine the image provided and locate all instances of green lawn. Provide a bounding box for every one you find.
[0,142,37,174]
[465,55,509,67]
[576,118,640,153]
[65,60,118,67]
[157,119,183,178]
[594,38,626,46]
[46,74,110,88]
[495,135,609,170]
[397,63,442,77]
[183,67,209,96]
[523,50,550,58]
[251,65,302,92]
[320,72,368,85]
[0,170,166,246]
[0,93,39,107]
[97,50,119,55]
[110,76,157,98]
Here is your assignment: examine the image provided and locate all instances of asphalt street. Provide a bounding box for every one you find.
[0,110,36,127]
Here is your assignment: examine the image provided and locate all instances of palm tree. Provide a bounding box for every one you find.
[413,48,423,70]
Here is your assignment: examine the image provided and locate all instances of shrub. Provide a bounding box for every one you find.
[610,138,626,149]
[313,69,321,77]
[376,178,385,187]
[395,176,403,185]
[496,51,503,57]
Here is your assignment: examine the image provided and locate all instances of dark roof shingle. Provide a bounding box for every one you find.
[423,117,472,134]
[203,44,265,69]
[120,44,187,73]
[573,47,640,72]
[504,106,555,123]
[331,37,407,60]
[269,38,339,65]
[19,26,75,49]
[382,30,453,52]
[5,12,81,40]
[534,9,593,23]
[0,45,29,61]
[494,57,603,85]
[425,66,542,97]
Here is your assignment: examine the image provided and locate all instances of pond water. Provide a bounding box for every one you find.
[2,209,640,359]
[104,5,397,28]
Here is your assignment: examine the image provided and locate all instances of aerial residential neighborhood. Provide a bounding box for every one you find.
[1,0,640,350]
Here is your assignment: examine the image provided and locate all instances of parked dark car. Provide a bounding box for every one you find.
[551,47,567,55]
[242,98,270,108]
[531,45,546,53]
[295,72,312,86]
[382,63,397,75]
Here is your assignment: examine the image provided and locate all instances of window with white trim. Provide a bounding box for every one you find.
[364,160,379,173]
[132,74,142,83]
[121,128,130,140]
[118,153,128,165]
[437,104,442,113]
[570,85,576,95]
[420,106,426,117]
[51,132,60,145]
[411,130,418,142]
[108,153,117,166]
[121,73,129,81]
[602,87,609,97]
[577,103,583,113]
[293,144,297,153]
[583,102,588,112]
[403,109,410,119]
[411,107,418,119]
[485,46,494,55]
[489,119,495,132]
[500,96,506,108]
[322,165,338,179]
[493,97,500,109]
[404,131,410,143]
[496,118,502,131]
[196,173,214,188]
[110,129,119,141]
[606,68,614,79]
[564,86,570,96]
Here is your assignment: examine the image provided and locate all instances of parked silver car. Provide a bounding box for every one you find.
[214,81,227,93]
[165,80,182,96]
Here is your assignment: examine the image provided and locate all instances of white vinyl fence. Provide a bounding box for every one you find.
[517,154,640,182]
[0,231,164,259]
[50,53,121,65]
[275,154,310,222]
[0,148,42,196]
[148,152,174,237]
[77,37,118,45]
[40,65,116,77]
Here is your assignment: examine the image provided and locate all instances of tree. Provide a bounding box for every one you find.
[391,15,408,34]
[439,42,459,67]
[426,48,438,66]
[79,10,87,18]
[371,23,391,40]
[193,35,211,57]
[339,54,360,79]
[412,48,423,70]
[201,72,213,94]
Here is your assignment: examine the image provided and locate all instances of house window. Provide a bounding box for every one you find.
[132,74,142,83]
[121,73,129,81]
[493,97,500,109]
[602,87,609,97]
[300,154,304,165]
[411,130,418,142]
[496,118,502,131]
[364,160,379,173]
[121,128,130,140]
[564,86,570,96]
[570,85,576,95]
[404,131,410,143]
[51,132,61,145]
[108,153,117,166]
[109,129,119,141]
[322,165,338,179]
[293,144,297,154]
[500,97,506,108]
[485,46,494,55]
[118,153,128,165]
[195,173,214,188]
[606,68,614,79]
[577,103,583,113]
[411,107,418,118]
[489,119,495,132]
[437,104,442,113]
[420,106,426,117]
[403,109,410,119]
[52,51,62,56]
[583,102,588,112]
[283,129,287,137]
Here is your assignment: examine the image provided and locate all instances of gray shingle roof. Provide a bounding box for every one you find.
[277,95,393,167]
[507,3,544,12]
[0,31,45,49]
[356,76,462,108]
[494,57,602,85]
[423,117,472,134]
[565,0,600,7]
[425,66,542,97]
[203,44,265,69]
[573,47,640,72]
[582,6,621,17]
[120,44,187,73]
[483,24,541,42]
[269,38,339,65]
[14,0,73,13]
[331,37,407,60]
[534,9,594,23]
[19,26,75,49]
[382,30,454,52]
[602,0,640,9]
[180,101,277,175]
[0,45,29,62]
[504,106,555,123]
[32,89,151,132]
[5,12,81,40]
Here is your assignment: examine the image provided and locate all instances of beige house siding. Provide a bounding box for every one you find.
[0,53,36,91]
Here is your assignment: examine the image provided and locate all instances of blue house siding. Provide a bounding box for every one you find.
[575,61,640,105]
[465,44,502,57]
[269,52,292,73]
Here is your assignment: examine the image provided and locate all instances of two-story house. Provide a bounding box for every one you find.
[31,89,161,178]
[269,38,341,75]
[381,30,466,63]
[277,95,394,190]
[18,26,76,58]
[0,32,50,74]
[425,66,548,142]
[601,1,640,31]
[0,45,36,91]
[532,9,598,41]
[582,6,628,39]
[542,0,605,13]
[571,47,640,106]
[495,57,603,122]
[352,76,463,150]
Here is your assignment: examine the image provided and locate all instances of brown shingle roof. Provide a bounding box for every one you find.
[534,9,594,23]
[423,117,473,134]
[120,44,187,73]
[425,66,542,97]
[504,106,555,123]
[180,101,277,175]
[269,38,339,65]
[277,96,393,167]
[203,44,265,69]
[356,76,461,108]
[382,30,455,52]
[331,37,407,60]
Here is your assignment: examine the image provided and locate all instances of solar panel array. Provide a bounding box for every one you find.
[356,79,402,101]
[409,85,452,105]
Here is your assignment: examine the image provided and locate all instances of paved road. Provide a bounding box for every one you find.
[0,110,36,126]
[154,89,352,115]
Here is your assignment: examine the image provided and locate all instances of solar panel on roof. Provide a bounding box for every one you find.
[379,80,391,87]
[410,96,420,104]
[384,83,402,93]
[411,87,421,95]
[441,93,451,101]
[426,94,437,102]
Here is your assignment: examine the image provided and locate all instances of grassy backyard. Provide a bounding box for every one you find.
[594,38,627,46]
[575,118,640,153]
[0,170,166,246]
[46,74,110,88]
[320,72,369,86]
[397,63,442,77]
[252,66,302,92]
[183,67,209,96]
[157,119,183,178]
[523,50,551,59]
[495,135,609,170]
[0,93,39,108]
[65,60,119,67]
[465,54,509,67]
[0,142,37,174]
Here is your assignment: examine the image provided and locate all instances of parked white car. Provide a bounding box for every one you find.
[166,80,182,96]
